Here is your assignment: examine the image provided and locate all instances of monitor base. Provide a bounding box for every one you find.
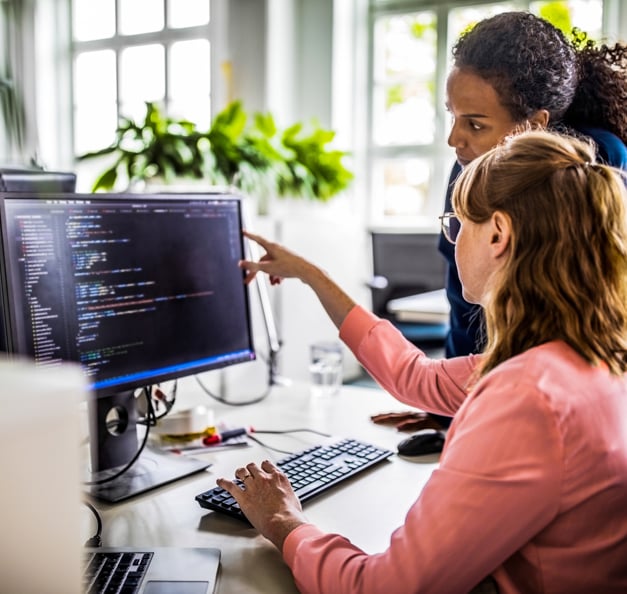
[87,447,210,503]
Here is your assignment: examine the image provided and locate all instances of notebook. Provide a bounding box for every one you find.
[0,357,220,594]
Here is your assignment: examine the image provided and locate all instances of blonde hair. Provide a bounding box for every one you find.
[452,130,627,376]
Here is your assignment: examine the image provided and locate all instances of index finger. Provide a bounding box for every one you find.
[216,476,240,495]
[242,229,271,250]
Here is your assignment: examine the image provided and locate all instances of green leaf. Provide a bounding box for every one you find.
[253,112,277,137]
[91,166,118,192]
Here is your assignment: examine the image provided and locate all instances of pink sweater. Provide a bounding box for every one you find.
[283,306,627,594]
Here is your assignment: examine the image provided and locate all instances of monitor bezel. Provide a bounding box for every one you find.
[0,190,256,398]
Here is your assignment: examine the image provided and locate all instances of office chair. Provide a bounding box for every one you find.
[367,231,448,348]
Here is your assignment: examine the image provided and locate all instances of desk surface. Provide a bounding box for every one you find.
[387,288,450,323]
[87,378,438,594]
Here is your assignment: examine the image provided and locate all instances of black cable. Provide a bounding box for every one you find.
[137,381,177,425]
[84,388,155,486]
[83,500,102,548]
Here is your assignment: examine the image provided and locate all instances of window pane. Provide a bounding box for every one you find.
[372,158,432,219]
[530,0,603,40]
[168,0,210,29]
[74,103,118,155]
[169,39,211,128]
[372,11,437,146]
[74,50,117,106]
[373,83,435,145]
[74,50,118,154]
[119,0,164,35]
[119,44,165,108]
[72,0,115,41]
[169,40,210,102]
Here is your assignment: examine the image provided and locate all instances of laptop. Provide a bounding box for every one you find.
[0,357,220,594]
[84,547,220,594]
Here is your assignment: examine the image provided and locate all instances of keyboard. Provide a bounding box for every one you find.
[83,551,153,594]
[195,437,394,522]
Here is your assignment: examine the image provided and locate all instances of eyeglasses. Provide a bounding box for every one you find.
[439,212,461,244]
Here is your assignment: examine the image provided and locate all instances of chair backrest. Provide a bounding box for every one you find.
[369,231,446,318]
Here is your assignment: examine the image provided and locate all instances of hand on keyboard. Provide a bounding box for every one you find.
[196,438,394,527]
[217,459,308,550]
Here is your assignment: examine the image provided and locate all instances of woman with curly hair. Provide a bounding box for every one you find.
[220,129,627,594]
[392,11,627,437]
[440,11,627,362]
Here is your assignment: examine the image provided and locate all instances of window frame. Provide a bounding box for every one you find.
[365,0,610,231]
[68,0,218,189]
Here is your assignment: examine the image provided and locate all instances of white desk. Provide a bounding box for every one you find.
[87,379,438,594]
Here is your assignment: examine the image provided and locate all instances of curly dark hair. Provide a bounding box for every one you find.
[452,12,627,145]
[566,31,627,144]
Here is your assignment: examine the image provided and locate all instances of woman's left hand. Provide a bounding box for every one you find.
[217,460,308,550]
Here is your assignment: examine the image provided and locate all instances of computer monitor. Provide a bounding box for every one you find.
[0,191,256,501]
[0,168,77,193]
[0,169,76,350]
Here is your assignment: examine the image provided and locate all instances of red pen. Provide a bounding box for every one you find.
[202,426,254,446]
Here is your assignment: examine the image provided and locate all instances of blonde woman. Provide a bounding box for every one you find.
[219,130,627,594]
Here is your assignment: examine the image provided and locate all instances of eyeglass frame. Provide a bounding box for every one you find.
[439,211,461,245]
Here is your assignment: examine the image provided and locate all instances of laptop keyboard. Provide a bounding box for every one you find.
[83,551,153,594]
[195,437,394,522]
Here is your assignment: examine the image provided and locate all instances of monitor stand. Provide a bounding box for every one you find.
[86,391,210,503]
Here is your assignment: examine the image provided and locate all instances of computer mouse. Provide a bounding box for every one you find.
[397,428,446,456]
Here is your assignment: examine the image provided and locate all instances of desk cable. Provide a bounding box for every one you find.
[83,500,102,548]
[247,428,332,455]
[83,388,155,486]
[137,381,177,424]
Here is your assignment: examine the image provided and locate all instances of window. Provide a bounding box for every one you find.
[367,0,604,229]
[71,0,211,163]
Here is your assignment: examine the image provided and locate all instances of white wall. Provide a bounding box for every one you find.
[231,0,370,382]
[247,194,371,385]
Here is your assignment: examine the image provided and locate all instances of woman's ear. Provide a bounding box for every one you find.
[528,108,550,129]
[490,211,512,258]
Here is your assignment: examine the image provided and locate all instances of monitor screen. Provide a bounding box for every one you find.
[0,191,256,499]
[0,192,255,395]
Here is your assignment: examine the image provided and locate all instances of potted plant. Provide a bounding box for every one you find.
[77,100,353,213]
